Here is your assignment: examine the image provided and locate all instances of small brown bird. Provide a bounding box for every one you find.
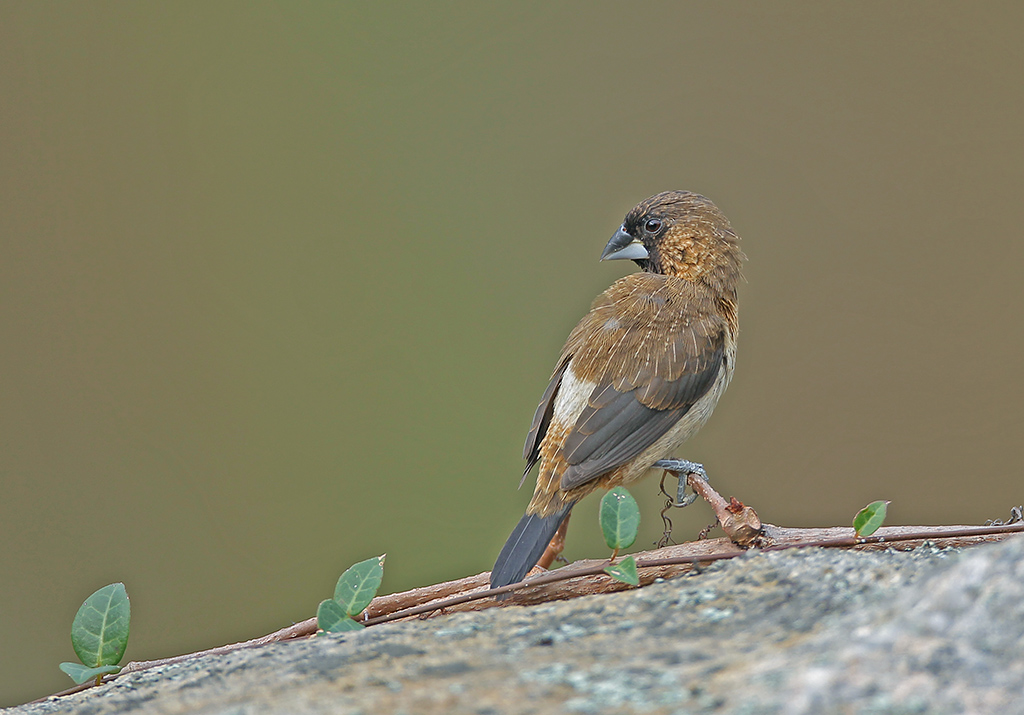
[490,191,744,589]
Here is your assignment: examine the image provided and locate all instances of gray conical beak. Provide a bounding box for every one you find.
[600,227,649,261]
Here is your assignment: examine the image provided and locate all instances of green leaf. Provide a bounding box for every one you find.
[58,662,121,685]
[70,583,131,668]
[317,599,364,633]
[600,487,640,550]
[853,500,890,537]
[333,554,385,617]
[603,556,640,586]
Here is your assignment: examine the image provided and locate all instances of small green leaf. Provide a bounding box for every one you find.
[853,500,890,537]
[603,556,640,586]
[58,662,121,685]
[333,554,385,617]
[317,599,365,633]
[600,487,640,550]
[70,583,131,668]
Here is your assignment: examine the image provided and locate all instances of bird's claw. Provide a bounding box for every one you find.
[653,459,708,508]
[672,490,699,509]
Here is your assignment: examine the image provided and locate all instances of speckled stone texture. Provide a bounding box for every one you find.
[10,535,1024,715]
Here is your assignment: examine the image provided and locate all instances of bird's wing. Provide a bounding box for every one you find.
[557,275,725,490]
[521,356,571,483]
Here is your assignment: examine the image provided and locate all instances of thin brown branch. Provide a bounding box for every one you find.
[684,473,762,545]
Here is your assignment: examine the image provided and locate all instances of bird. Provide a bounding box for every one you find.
[489,190,744,591]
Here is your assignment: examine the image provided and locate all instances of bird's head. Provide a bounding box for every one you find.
[601,191,744,294]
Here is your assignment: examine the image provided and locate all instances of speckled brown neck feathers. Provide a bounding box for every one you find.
[623,192,744,306]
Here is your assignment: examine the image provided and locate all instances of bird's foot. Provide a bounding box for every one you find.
[653,459,708,507]
[654,458,708,479]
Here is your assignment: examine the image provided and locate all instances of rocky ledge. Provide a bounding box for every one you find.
[10,535,1024,715]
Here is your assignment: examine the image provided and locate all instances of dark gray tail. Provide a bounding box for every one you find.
[490,504,574,590]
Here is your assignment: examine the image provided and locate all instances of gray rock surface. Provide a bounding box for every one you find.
[10,535,1024,715]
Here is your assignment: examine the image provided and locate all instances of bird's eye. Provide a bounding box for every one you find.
[644,218,663,234]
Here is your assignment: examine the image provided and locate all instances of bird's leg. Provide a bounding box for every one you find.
[536,511,572,570]
[653,459,708,508]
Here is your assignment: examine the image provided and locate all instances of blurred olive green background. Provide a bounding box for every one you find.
[3,2,1023,705]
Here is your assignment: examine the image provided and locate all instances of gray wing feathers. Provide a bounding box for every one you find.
[558,342,723,491]
[521,358,570,483]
